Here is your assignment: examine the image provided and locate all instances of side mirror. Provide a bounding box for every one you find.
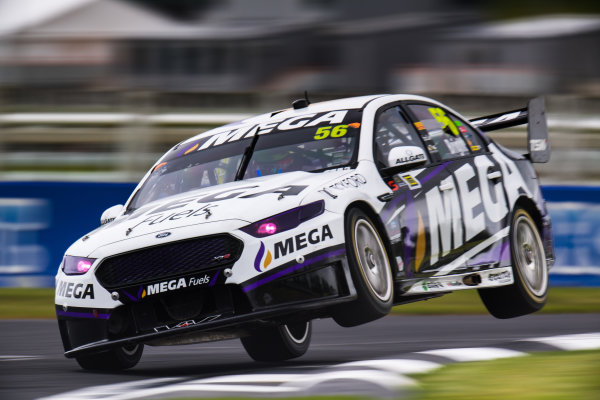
[100,204,124,225]
[382,146,427,175]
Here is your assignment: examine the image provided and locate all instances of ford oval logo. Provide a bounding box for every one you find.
[155,232,171,239]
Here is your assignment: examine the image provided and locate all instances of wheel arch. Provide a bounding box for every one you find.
[513,196,544,238]
[344,200,397,278]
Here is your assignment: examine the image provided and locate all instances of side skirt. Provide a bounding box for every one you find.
[398,266,514,295]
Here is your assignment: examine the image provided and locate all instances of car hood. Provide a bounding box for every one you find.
[66,169,351,257]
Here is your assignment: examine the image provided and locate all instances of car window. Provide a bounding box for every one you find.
[406,104,471,161]
[127,109,362,211]
[450,113,486,153]
[374,106,428,169]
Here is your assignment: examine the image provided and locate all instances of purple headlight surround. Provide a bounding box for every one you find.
[63,256,96,275]
[241,200,324,238]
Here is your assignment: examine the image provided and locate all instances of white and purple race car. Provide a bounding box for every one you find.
[55,94,554,370]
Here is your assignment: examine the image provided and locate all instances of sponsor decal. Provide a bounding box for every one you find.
[153,162,167,172]
[488,271,512,283]
[414,122,426,131]
[424,152,529,266]
[213,253,231,262]
[395,153,425,166]
[254,241,273,272]
[529,139,548,151]
[153,314,222,332]
[421,281,444,291]
[471,110,524,128]
[196,111,349,150]
[429,107,460,136]
[122,274,214,301]
[274,225,334,259]
[400,174,421,190]
[314,123,358,140]
[145,275,210,296]
[56,281,95,299]
[319,173,367,198]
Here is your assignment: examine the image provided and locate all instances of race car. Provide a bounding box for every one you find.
[55,94,554,370]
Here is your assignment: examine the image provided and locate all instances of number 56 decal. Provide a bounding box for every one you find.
[314,122,360,140]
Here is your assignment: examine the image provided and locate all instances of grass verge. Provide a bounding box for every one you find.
[0,287,598,319]
[409,349,600,400]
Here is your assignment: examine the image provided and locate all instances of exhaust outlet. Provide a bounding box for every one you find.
[463,274,482,286]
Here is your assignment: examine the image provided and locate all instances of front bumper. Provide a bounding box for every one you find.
[58,247,353,358]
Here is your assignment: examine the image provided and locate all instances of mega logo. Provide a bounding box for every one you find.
[196,110,349,150]
[127,185,308,232]
[424,149,530,265]
[254,241,273,272]
[56,281,95,299]
[146,275,210,296]
[274,225,334,259]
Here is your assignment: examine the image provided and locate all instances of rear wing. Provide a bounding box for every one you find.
[469,97,550,163]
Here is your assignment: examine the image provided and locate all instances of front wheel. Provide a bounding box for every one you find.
[334,208,393,327]
[75,343,143,371]
[241,321,311,362]
[479,208,548,319]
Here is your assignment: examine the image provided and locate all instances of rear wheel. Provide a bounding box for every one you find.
[241,321,311,362]
[75,343,143,371]
[479,208,548,319]
[334,208,393,327]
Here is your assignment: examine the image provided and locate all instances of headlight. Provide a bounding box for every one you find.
[62,256,96,275]
[240,200,324,238]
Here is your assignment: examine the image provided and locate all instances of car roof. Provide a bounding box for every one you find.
[182,94,436,144]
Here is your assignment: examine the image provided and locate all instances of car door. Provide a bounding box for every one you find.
[403,102,510,276]
[373,104,455,279]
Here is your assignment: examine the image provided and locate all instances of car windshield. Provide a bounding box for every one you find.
[127,109,362,211]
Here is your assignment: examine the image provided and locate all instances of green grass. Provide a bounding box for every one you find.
[410,350,600,400]
[0,287,598,319]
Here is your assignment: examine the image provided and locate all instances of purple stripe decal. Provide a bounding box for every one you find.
[209,269,220,287]
[499,240,511,262]
[420,162,450,185]
[56,310,111,320]
[403,192,415,278]
[254,242,265,272]
[121,289,139,302]
[243,248,346,293]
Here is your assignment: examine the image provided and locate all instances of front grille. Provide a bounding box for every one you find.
[96,234,243,289]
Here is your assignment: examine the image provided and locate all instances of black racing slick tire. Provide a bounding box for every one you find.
[334,208,394,327]
[479,208,549,319]
[75,343,143,371]
[241,321,312,362]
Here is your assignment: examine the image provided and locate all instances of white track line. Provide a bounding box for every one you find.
[37,332,600,400]
[0,355,41,361]
[196,373,306,384]
[418,347,526,362]
[37,378,183,400]
[283,369,415,390]
[336,359,441,374]
[522,332,600,351]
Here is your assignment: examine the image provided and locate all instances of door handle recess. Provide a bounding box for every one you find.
[487,171,502,180]
[439,182,454,191]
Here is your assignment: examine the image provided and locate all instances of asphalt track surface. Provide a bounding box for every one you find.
[1,313,599,399]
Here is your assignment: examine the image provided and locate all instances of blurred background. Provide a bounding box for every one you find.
[0,0,599,286]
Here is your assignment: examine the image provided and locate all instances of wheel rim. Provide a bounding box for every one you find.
[283,322,309,344]
[121,343,139,356]
[353,219,392,301]
[513,214,547,297]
